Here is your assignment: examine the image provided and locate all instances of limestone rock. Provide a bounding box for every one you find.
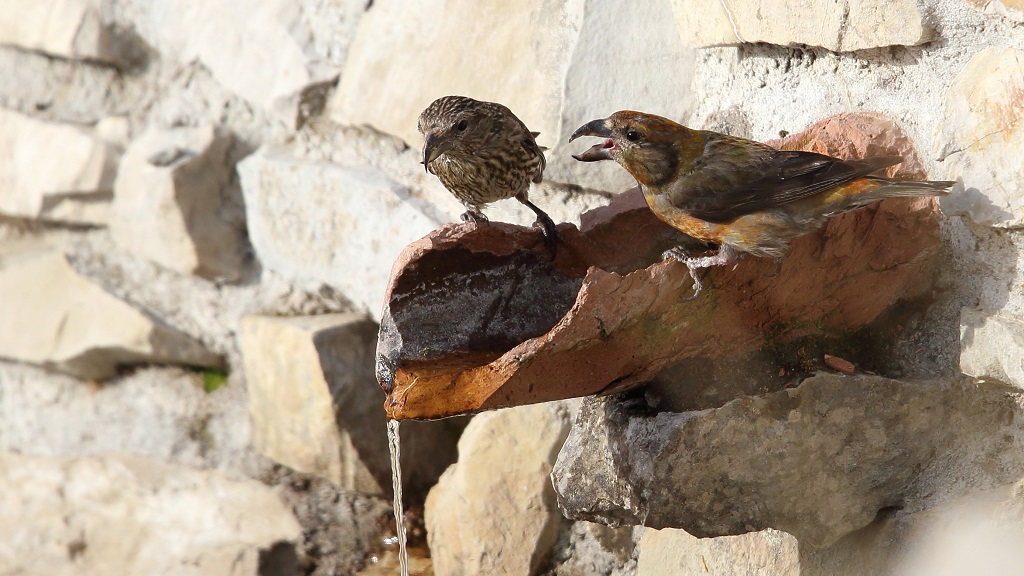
[540,0,697,192]
[129,0,339,125]
[241,313,462,499]
[637,528,799,576]
[238,147,444,321]
[669,0,930,52]
[0,242,222,379]
[0,0,129,65]
[0,362,255,472]
[801,481,1024,576]
[0,109,118,224]
[966,0,1024,21]
[891,482,1024,576]
[330,0,695,192]
[94,115,132,149]
[111,125,244,281]
[960,308,1024,389]
[545,522,640,576]
[934,47,1024,227]
[552,374,1024,548]
[0,452,302,576]
[425,402,574,576]
[331,0,578,157]
[243,313,382,493]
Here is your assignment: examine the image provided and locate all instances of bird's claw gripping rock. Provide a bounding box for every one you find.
[460,210,488,224]
[683,246,734,270]
[663,245,735,301]
[532,215,560,260]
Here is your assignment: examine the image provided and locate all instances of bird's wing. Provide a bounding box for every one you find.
[521,132,546,184]
[673,133,902,223]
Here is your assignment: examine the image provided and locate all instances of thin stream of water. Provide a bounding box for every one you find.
[386,418,409,576]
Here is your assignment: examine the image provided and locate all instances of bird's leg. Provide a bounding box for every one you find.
[663,245,736,301]
[767,257,784,278]
[460,209,488,224]
[515,194,560,259]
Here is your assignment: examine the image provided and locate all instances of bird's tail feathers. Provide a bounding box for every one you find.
[530,131,549,152]
[849,178,953,207]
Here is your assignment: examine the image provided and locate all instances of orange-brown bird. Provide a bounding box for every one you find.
[569,111,953,298]
[418,95,559,255]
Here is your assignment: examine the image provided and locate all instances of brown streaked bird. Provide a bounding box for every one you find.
[418,95,559,255]
[570,111,953,299]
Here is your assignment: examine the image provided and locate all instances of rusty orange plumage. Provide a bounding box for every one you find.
[569,110,953,298]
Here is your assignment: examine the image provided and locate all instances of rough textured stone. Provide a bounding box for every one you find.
[0,362,256,472]
[966,0,1024,21]
[544,522,640,576]
[542,0,696,192]
[331,0,580,158]
[331,0,695,193]
[0,0,128,65]
[95,115,131,147]
[890,481,1024,576]
[0,242,222,379]
[795,479,1024,575]
[425,402,574,576]
[238,147,444,321]
[0,109,118,224]
[934,47,1024,227]
[552,374,1024,548]
[960,308,1024,389]
[241,313,463,500]
[800,480,1024,576]
[111,125,244,281]
[0,452,302,576]
[129,0,339,125]
[669,0,930,52]
[243,313,383,494]
[273,472,394,576]
[637,528,799,576]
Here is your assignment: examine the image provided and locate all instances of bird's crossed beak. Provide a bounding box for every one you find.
[569,118,615,162]
[422,131,449,172]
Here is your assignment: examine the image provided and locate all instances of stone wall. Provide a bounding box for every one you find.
[0,0,1022,574]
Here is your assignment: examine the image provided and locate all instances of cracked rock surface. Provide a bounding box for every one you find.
[552,374,1024,548]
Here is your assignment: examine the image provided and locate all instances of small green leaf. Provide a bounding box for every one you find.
[202,370,228,393]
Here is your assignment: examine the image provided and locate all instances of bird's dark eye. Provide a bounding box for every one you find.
[626,129,641,142]
[456,119,468,131]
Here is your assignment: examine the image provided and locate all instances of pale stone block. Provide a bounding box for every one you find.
[549,0,696,192]
[966,0,1024,21]
[330,0,579,161]
[425,402,573,576]
[0,0,127,64]
[330,0,697,194]
[110,125,244,281]
[669,0,929,52]
[960,308,1024,389]
[238,147,443,320]
[0,109,118,224]
[130,0,338,125]
[0,452,301,576]
[637,528,799,576]
[934,47,1024,227]
[0,242,221,379]
[241,313,384,494]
